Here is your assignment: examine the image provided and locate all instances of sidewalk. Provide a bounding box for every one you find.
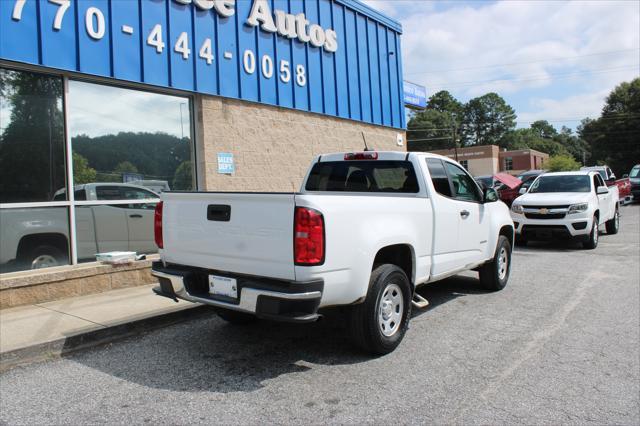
[0,284,207,371]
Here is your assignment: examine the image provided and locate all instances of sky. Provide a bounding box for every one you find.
[363,0,640,131]
[68,81,191,139]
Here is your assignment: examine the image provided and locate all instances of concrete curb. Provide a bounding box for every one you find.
[0,305,212,373]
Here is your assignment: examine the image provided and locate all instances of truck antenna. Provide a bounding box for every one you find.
[361,132,373,151]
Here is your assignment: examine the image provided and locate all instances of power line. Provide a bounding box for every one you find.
[425,65,639,89]
[404,48,640,76]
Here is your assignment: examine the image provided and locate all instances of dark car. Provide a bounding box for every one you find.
[629,164,640,202]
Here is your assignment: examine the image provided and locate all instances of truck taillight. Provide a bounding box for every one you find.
[154,201,163,249]
[294,207,324,266]
[344,152,378,160]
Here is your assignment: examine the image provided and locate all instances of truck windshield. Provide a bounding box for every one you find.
[529,175,591,193]
[305,161,419,193]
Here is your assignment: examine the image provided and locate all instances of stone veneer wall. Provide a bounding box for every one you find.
[0,260,156,309]
[195,96,406,192]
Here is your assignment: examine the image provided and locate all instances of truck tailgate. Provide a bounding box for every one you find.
[161,192,296,281]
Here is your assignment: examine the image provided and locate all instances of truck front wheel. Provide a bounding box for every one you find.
[605,207,619,235]
[478,235,511,291]
[583,215,599,249]
[349,264,412,355]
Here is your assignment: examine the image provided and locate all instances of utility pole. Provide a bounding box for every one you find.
[452,127,459,161]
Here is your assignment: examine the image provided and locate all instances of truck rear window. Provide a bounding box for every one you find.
[305,161,419,193]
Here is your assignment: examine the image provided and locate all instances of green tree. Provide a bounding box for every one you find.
[172,161,193,190]
[407,109,456,152]
[530,120,558,139]
[0,69,65,202]
[407,91,465,152]
[461,93,516,147]
[114,161,138,175]
[579,78,640,176]
[546,155,581,172]
[552,126,590,164]
[72,152,97,184]
[426,90,464,118]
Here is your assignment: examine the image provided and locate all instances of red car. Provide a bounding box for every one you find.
[497,170,545,206]
[581,166,632,204]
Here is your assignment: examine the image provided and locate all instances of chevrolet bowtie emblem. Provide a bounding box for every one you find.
[539,208,549,214]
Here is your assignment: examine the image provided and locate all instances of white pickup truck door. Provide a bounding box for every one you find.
[425,159,462,275]
[593,174,612,222]
[442,161,490,266]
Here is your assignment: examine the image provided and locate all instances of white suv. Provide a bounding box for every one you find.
[511,171,619,249]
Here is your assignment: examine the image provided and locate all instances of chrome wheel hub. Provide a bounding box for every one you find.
[378,283,403,337]
[31,254,58,269]
[497,247,508,280]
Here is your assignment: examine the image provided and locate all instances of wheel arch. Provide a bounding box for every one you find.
[17,233,69,260]
[372,244,415,289]
[499,224,514,249]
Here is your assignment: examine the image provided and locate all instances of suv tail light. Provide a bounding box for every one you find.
[154,201,163,249]
[294,207,324,265]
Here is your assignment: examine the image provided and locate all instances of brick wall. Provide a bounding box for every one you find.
[196,96,406,192]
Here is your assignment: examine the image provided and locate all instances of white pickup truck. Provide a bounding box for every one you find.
[152,151,514,354]
[511,171,619,249]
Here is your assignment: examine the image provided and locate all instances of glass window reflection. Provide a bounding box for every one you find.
[0,69,66,203]
[68,81,194,193]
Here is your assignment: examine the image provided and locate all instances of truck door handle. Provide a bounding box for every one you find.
[207,204,231,222]
[129,214,143,218]
[460,210,470,218]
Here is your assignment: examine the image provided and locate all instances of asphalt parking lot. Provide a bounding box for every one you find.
[1,205,638,425]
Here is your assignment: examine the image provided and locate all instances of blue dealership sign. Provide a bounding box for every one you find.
[0,0,405,129]
[403,81,427,109]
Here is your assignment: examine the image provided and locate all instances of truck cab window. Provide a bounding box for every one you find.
[445,162,482,202]
[426,159,452,197]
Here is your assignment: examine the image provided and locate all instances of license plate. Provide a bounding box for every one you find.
[208,275,238,299]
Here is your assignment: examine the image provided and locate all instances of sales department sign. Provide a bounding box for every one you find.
[0,0,405,129]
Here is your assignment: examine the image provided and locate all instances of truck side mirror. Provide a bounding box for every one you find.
[623,174,629,178]
[518,187,527,195]
[484,187,499,203]
[597,186,609,195]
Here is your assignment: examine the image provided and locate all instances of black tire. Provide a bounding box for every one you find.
[24,245,68,270]
[515,234,527,246]
[605,207,619,235]
[215,308,256,325]
[349,264,412,355]
[478,235,511,291]
[583,216,599,249]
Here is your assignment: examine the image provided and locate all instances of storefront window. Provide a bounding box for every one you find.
[67,81,193,263]
[1,68,195,274]
[0,69,66,203]
[0,207,70,273]
[68,81,193,191]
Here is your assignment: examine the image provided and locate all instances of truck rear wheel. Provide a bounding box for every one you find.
[478,235,511,291]
[26,245,68,270]
[605,207,619,235]
[215,308,256,325]
[349,264,412,355]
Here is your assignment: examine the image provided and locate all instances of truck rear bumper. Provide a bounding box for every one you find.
[151,262,323,323]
